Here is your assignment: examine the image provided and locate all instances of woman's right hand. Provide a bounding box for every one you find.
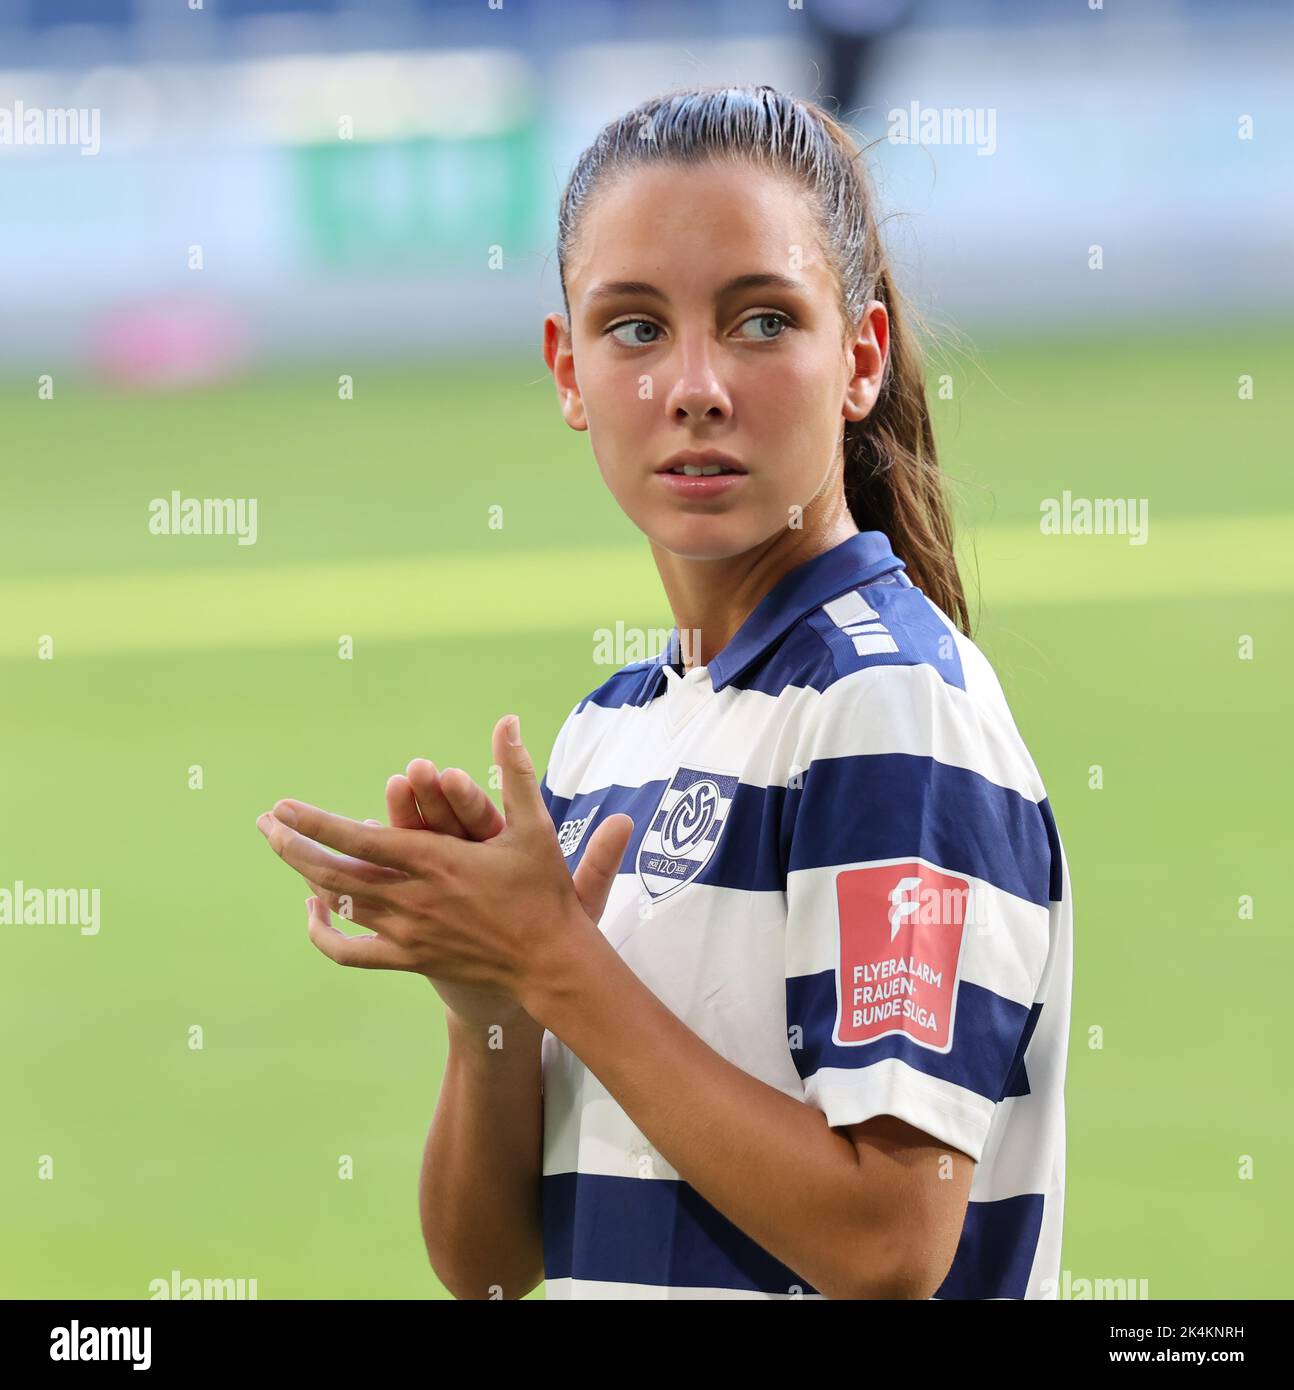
[353,759,626,1029]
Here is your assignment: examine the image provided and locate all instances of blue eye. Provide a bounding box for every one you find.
[609,319,663,346]
[736,313,790,340]
[607,314,789,345]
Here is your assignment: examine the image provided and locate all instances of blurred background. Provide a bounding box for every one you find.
[1,0,1290,1299]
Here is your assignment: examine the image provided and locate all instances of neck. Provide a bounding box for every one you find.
[649,495,859,672]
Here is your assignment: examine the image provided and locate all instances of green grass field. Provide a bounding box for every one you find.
[1,324,1290,1298]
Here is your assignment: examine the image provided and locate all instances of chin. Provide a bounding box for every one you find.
[640,510,774,561]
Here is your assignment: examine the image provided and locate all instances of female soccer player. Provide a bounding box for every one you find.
[257,86,1073,1300]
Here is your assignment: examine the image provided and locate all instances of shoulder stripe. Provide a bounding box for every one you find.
[787,753,1056,908]
[546,754,1055,910]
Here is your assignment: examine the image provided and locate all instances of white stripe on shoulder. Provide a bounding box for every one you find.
[921,597,1051,795]
[799,662,1047,803]
[547,635,1047,806]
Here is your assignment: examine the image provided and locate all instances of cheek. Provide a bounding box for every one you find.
[580,356,656,463]
[741,344,843,449]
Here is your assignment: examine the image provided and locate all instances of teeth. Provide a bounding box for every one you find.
[676,463,726,476]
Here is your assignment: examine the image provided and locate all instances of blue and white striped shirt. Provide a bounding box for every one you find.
[539,530,1072,1299]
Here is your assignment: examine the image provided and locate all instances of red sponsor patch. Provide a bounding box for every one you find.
[834,860,970,1052]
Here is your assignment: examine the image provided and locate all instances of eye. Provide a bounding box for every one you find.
[608,319,664,346]
[735,312,792,341]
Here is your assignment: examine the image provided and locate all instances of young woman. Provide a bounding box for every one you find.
[257,85,1073,1300]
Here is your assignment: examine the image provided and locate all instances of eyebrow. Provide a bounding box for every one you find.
[584,272,809,306]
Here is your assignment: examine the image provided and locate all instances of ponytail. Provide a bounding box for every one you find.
[841,266,970,634]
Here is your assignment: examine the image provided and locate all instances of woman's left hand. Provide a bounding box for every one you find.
[255,714,634,1011]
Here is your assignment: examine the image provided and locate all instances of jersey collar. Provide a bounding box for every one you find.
[646,530,906,698]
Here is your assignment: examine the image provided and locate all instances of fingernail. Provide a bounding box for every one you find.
[275,803,298,827]
[506,715,521,745]
[256,813,272,833]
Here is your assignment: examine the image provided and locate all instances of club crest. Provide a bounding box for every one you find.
[637,765,739,903]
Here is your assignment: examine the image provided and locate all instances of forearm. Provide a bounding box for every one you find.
[523,933,903,1300]
[420,1007,546,1300]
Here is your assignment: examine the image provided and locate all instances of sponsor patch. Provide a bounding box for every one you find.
[557,803,601,859]
[834,859,970,1052]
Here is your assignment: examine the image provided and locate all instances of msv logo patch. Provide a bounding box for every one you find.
[637,765,739,903]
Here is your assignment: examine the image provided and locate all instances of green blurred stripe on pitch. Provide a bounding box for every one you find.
[1,515,1289,660]
[0,545,664,660]
[960,512,1294,606]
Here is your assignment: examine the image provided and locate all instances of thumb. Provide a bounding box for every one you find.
[572,814,634,924]
[493,713,544,831]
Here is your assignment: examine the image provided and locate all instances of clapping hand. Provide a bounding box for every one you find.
[256,716,635,1027]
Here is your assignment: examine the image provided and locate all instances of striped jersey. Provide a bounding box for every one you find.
[538,530,1073,1299]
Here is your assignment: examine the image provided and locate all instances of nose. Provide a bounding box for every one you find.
[663,335,733,424]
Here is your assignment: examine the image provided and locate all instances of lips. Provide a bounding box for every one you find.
[655,468,748,499]
[656,452,747,477]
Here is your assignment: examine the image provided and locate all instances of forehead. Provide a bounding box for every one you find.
[566,160,833,303]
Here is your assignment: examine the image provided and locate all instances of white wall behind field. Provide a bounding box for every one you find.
[0,4,1287,375]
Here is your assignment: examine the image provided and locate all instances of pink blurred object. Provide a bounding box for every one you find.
[91,298,252,389]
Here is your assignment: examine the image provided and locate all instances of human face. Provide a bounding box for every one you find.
[544,160,887,561]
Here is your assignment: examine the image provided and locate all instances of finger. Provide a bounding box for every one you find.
[302,876,395,933]
[572,814,635,924]
[491,714,546,834]
[305,897,411,971]
[385,775,427,832]
[258,813,407,899]
[257,811,408,911]
[438,767,505,842]
[405,761,470,838]
[264,801,434,874]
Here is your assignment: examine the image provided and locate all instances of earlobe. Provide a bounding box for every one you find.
[842,379,876,423]
[566,398,588,432]
[564,357,588,432]
[842,356,879,424]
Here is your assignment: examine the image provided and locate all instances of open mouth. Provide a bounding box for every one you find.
[664,463,743,476]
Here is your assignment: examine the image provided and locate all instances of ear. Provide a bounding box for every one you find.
[842,300,890,425]
[543,311,589,432]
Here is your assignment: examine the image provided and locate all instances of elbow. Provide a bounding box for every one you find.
[426,1255,508,1301]
[424,1235,543,1302]
[860,1259,947,1301]
[831,1259,946,1302]
[828,1226,954,1301]
[422,1242,472,1301]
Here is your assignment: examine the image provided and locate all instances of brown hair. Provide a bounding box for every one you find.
[555,84,971,636]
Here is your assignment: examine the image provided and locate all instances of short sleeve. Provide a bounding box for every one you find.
[781,661,1056,1164]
